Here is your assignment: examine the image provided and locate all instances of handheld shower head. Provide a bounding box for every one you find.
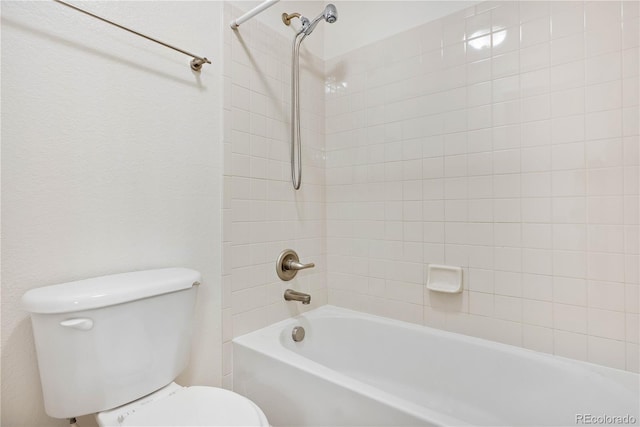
[302,4,338,35]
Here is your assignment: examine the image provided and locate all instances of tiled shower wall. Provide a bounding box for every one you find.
[325,1,639,371]
[221,4,327,388]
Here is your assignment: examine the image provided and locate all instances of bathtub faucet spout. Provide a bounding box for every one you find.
[284,289,311,304]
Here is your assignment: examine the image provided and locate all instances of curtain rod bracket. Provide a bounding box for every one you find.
[190,58,211,72]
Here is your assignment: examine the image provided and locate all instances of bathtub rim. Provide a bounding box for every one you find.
[233,305,639,426]
[233,307,470,425]
[234,304,638,389]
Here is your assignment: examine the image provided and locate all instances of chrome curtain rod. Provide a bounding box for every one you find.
[53,0,211,71]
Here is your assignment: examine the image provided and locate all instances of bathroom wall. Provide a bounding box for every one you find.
[233,1,480,60]
[325,1,639,372]
[221,3,327,388]
[324,1,480,59]
[2,3,637,426]
[1,2,223,425]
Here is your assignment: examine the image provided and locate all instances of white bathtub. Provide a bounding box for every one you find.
[233,305,639,426]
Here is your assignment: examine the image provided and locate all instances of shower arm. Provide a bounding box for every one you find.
[282,12,301,26]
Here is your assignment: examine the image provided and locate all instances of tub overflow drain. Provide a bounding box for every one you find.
[292,326,305,342]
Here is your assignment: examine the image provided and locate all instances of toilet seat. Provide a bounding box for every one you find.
[96,383,269,426]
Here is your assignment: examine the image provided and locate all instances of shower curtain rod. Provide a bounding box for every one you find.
[230,0,280,29]
[53,0,211,71]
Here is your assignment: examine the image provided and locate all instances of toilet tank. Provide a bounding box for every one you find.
[22,268,201,419]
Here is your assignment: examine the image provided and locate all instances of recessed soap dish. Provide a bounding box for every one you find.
[426,264,463,293]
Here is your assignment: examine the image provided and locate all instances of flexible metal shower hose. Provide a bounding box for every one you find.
[290,31,307,190]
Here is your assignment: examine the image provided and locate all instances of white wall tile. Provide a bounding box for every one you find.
[628,343,640,373]
[523,299,553,327]
[553,250,587,278]
[522,198,552,223]
[586,110,623,141]
[522,273,553,301]
[550,60,585,91]
[551,33,585,66]
[320,0,635,373]
[588,196,624,224]
[522,94,551,122]
[551,143,585,171]
[493,124,521,150]
[554,303,588,333]
[521,68,550,98]
[493,28,520,56]
[552,197,586,224]
[552,116,586,147]
[589,281,626,312]
[588,336,626,369]
[494,295,522,321]
[588,252,626,283]
[627,313,639,344]
[623,17,640,50]
[467,58,493,84]
[469,291,494,316]
[586,52,622,85]
[491,2,520,29]
[520,1,550,23]
[521,43,550,73]
[585,1,622,32]
[522,172,551,197]
[588,308,626,341]
[494,198,522,222]
[586,138,623,168]
[551,2,584,39]
[586,80,622,113]
[523,324,554,353]
[521,16,551,48]
[522,224,552,249]
[552,170,586,197]
[554,276,588,306]
[554,330,588,361]
[588,225,625,253]
[492,51,520,78]
[522,147,551,172]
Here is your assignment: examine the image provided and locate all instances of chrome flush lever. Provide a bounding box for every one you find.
[276,249,315,281]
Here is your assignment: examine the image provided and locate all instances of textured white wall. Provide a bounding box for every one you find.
[1,2,223,425]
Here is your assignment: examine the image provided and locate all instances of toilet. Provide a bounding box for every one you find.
[22,268,269,426]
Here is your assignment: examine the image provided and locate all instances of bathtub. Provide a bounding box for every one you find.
[233,305,639,426]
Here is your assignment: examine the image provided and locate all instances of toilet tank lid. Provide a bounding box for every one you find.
[22,268,201,314]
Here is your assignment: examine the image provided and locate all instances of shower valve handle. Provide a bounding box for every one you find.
[277,249,315,281]
[285,259,315,271]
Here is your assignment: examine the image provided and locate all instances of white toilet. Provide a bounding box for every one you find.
[22,268,269,426]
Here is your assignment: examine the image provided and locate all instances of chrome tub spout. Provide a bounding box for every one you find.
[284,289,311,304]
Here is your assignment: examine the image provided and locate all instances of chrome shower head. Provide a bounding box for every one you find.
[302,4,338,35]
[324,4,338,23]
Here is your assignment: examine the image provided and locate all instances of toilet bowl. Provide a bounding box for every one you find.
[96,383,269,426]
[22,268,269,426]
